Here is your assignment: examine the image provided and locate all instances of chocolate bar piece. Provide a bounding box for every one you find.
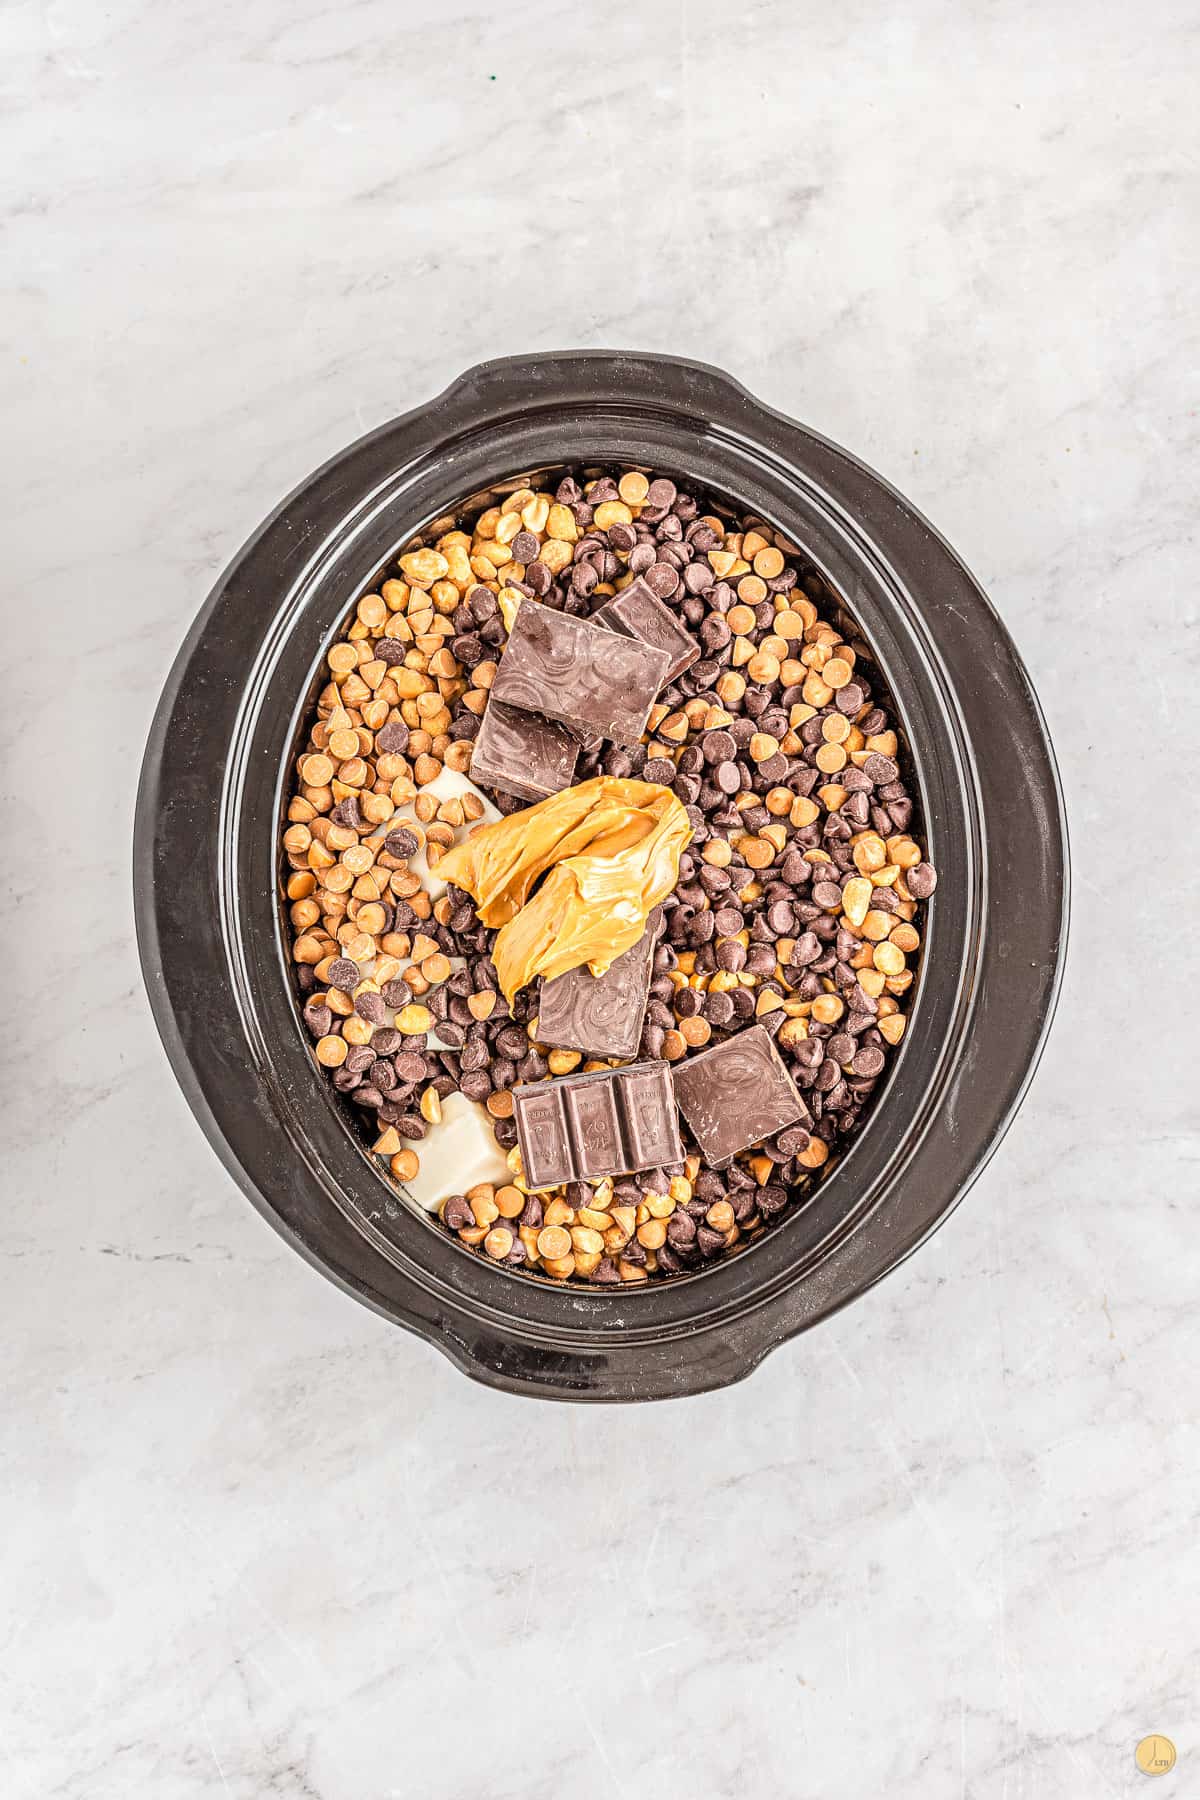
[512,1061,682,1188]
[491,602,671,746]
[536,911,662,1061]
[593,576,700,687]
[470,699,579,802]
[670,1024,811,1166]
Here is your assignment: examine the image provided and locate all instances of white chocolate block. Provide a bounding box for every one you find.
[397,1091,513,1214]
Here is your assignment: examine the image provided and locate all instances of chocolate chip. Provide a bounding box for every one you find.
[702,729,736,764]
[907,861,938,899]
[442,1194,474,1230]
[715,938,747,972]
[303,1000,332,1039]
[327,958,360,992]
[644,562,680,599]
[384,827,419,860]
[376,721,410,754]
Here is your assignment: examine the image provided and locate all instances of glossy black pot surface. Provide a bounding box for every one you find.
[135,352,1068,1402]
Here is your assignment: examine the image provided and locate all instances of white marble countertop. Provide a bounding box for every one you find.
[5,2,1197,1795]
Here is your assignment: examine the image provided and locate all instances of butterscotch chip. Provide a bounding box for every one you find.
[815,741,847,774]
[879,1013,907,1045]
[390,1147,420,1182]
[495,1185,525,1219]
[537,1225,572,1261]
[796,1137,829,1168]
[300,753,334,787]
[841,877,873,929]
[810,994,844,1025]
[739,836,776,870]
[395,1004,433,1034]
[486,1089,514,1119]
[746,651,781,684]
[470,1190,500,1228]
[314,1034,347,1067]
[853,833,888,874]
[752,546,784,579]
[327,728,361,762]
[399,548,449,586]
[484,1227,514,1261]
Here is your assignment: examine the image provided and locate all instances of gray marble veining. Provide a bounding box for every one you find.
[3,1,1198,1795]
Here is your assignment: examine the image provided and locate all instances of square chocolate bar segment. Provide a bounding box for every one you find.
[536,911,662,1062]
[491,602,671,746]
[670,1024,811,1167]
[470,698,579,802]
[593,576,701,687]
[512,1061,682,1188]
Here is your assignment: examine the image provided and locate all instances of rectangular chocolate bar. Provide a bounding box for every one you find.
[512,1061,683,1189]
[593,576,701,687]
[536,911,662,1062]
[670,1023,811,1167]
[491,602,671,746]
[470,698,579,802]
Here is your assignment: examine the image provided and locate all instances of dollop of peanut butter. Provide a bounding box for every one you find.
[436,776,691,1002]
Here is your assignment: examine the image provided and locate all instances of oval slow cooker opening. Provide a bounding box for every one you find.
[271,455,957,1297]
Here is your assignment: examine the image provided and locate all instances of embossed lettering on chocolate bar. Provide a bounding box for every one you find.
[512,1061,682,1188]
